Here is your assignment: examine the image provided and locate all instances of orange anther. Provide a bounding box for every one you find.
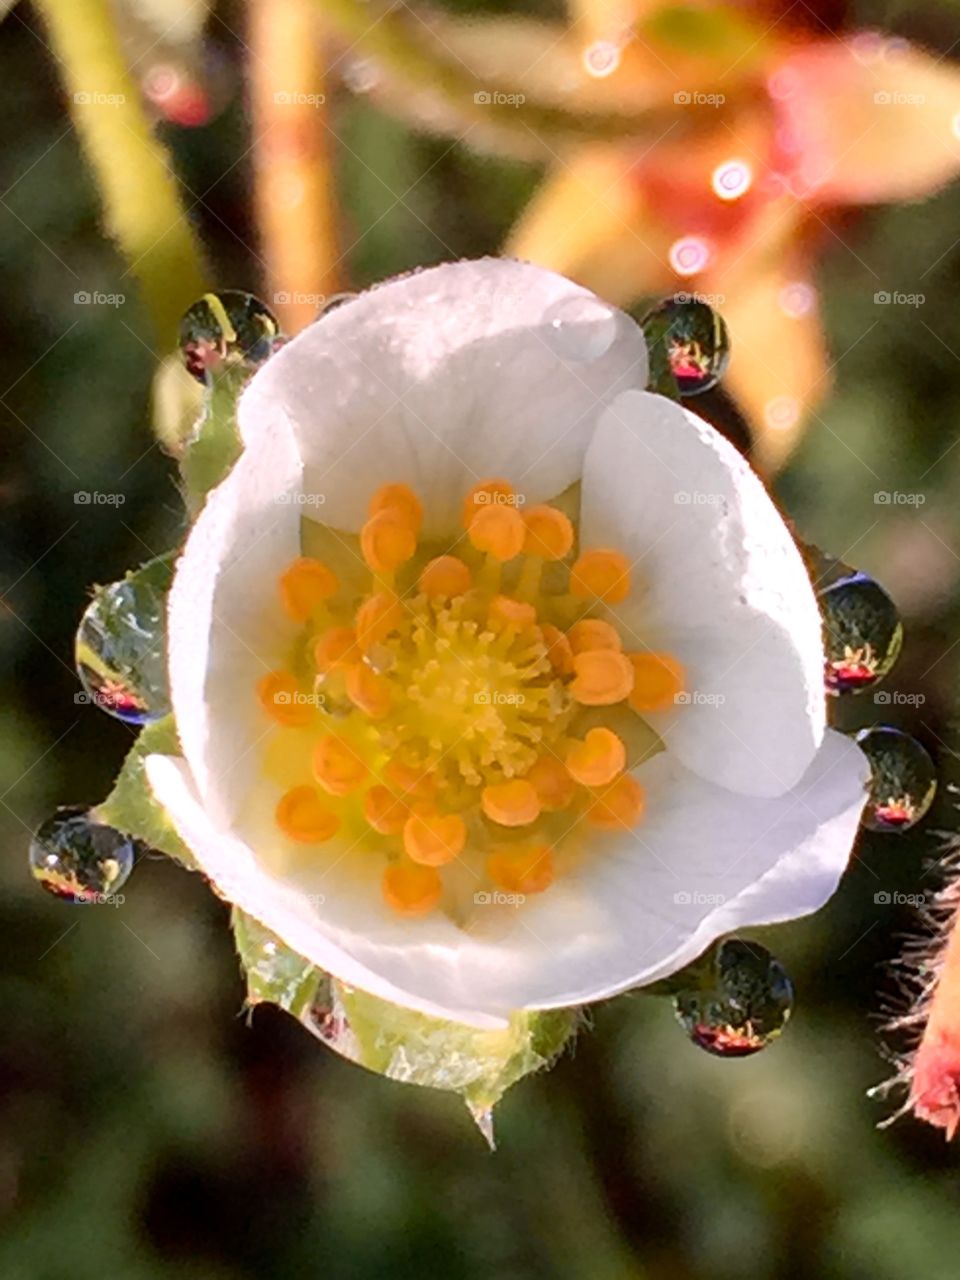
[313,626,359,672]
[569,549,631,604]
[385,760,435,799]
[403,811,467,866]
[382,859,443,916]
[278,557,338,622]
[345,662,392,719]
[313,735,368,796]
[487,844,555,895]
[587,773,646,830]
[418,555,472,599]
[462,478,516,527]
[468,505,526,562]
[360,511,417,574]
[525,756,576,812]
[355,592,404,650]
[570,650,635,706]
[541,623,574,676]
[489,595,537,631]
[522,505,574,560]
[275,785,340,843]
[565,727,626,788]
[627,652,687,713]
[257,670,313,727]
[368,482,423,533]
[363,785,410,835]
[567,618,622,655]
[480,779,541,827]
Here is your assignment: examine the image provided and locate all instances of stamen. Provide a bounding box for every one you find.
[568,618,622,654]
[257,671,313,727]
[525,755,576,811]
[468,506,526,562]
[481,779,542,827]
[403,811,467,866]
[279,557,338,622]
[487,844,555,895]
[570,549,631,604]
[541,624,574,676]
[419,555,472,598]
[565,727,626,787]
[275,785,340,843]
[369,482,423,534]
[382,859,443,916]
[462,478,516,526]
[489,595,537,632]
[345,663,392,719]
[586,773,646,829]
[360,511,417,575]
[627,652,687,712]
[313,735,368,796]
[313,626,359,672]
[385,760,436,799]
[523,505,574,560]
[355,592,404,651]
[570,650,635,705]
[363,785,410,835]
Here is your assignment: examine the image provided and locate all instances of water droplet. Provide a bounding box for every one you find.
[641,295,730,395]
[668,235,712,277]
[583,40,620,78]
[75,561,172,724]
[819,570,902,695]
[857,726,937,832]
[543,295,620,362]
[179,291,280,383]
[674,938,794,1057]
[778,281,816,319]
[711,159,752,201]
[29,806,134,903]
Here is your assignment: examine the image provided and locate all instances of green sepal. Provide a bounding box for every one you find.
[179,365,249,511]
[95,715,196,869]
[231,910,578,1142]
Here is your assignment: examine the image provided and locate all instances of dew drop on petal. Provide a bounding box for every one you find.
[29,806,135,903]
[674,939,794,1057]
[641,295,730,395]
[668,235,712,277]
[819,570,903,695]
[543,294,620,362]
[583,40,621,78]
[75,566,172,725]
[856,726,937,832]
[179,290,280,383]
[711,159,753,201]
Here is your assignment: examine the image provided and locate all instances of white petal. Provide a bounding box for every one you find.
[146,731,866,1021]
[580,390,825,797]
[168,409,302,826]
[238,258,649,536]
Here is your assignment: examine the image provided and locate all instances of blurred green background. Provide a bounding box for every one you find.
[3,2,960,1277]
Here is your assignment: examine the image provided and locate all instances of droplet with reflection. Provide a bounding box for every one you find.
[819,571,902,695]
[674,938,794,1057]
[29,806,135,903]
[857,726,937,831]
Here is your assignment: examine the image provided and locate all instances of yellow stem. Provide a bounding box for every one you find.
[34,0,208,351]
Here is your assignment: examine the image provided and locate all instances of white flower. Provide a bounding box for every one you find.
[146,258,868,1030]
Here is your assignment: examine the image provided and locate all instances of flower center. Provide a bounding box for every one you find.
[255,480,686,920]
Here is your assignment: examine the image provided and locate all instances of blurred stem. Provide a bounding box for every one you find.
[312,0,686,142]
[34,0,208,351]
[249,0,342,334]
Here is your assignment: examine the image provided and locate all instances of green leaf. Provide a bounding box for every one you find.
[179,366,248,511]
[96,715,196,869]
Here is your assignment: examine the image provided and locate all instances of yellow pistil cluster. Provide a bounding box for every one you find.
[256,481,687,918]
